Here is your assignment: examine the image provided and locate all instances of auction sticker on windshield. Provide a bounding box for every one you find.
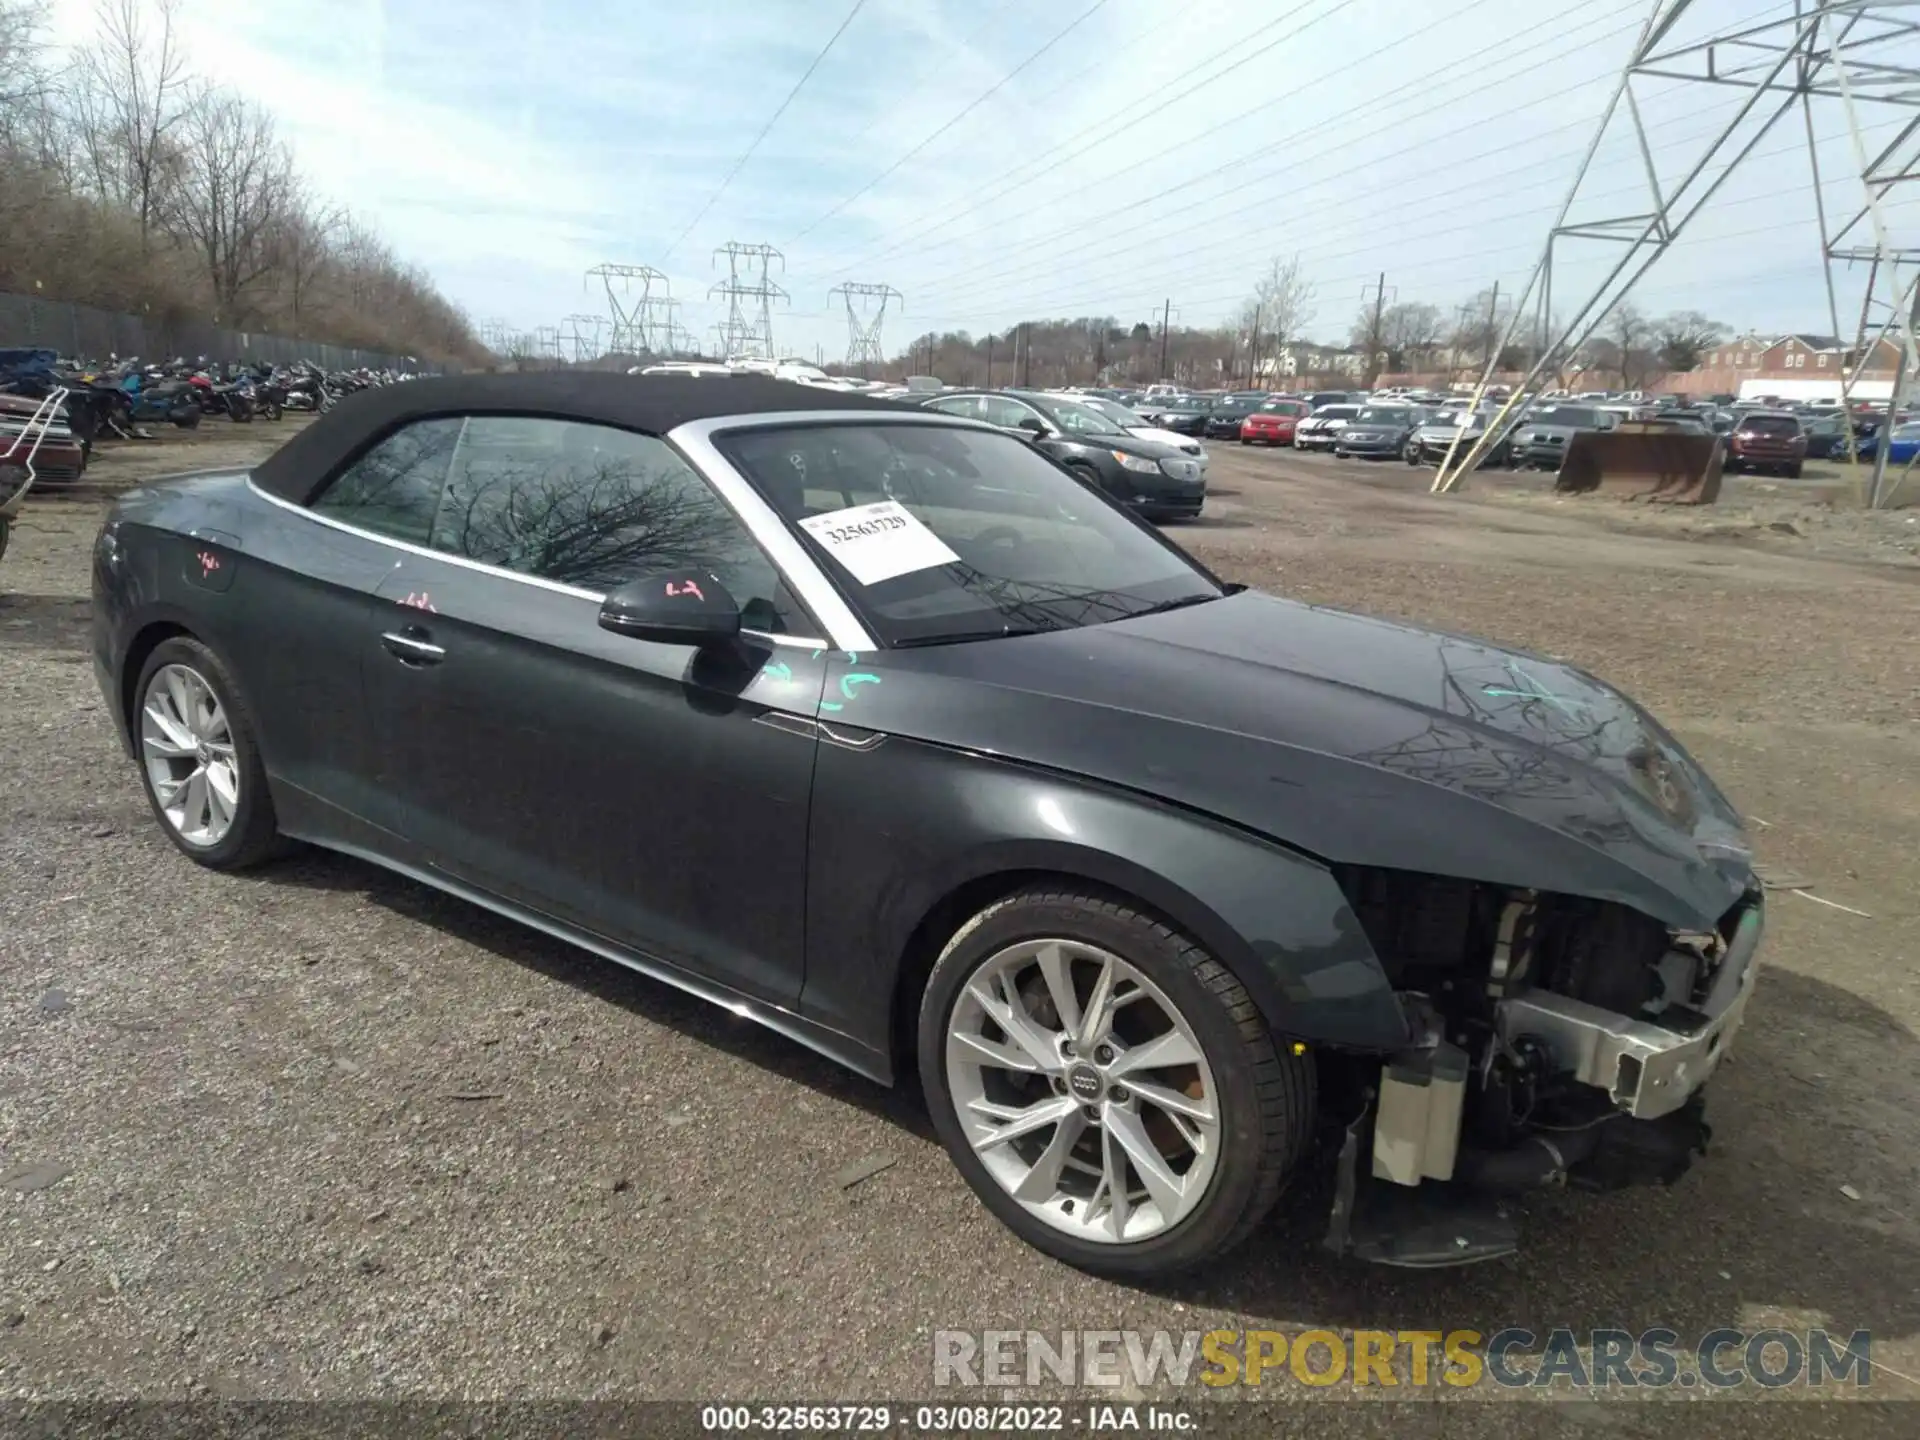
[799,500,960,585]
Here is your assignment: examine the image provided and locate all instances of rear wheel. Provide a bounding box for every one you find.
[919,887,1314,1278]
[133,637,286,870]
[1784,461,1803,478]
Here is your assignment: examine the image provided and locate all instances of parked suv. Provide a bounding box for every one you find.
[1725,411,1807,477]
[1515,405,1619,470]
[921,389,1206,521]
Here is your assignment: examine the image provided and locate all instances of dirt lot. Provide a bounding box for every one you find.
[2,422,1917,1426]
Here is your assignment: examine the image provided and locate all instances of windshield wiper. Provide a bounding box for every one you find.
[1124,592,1223,619]
[890,623,1051,648]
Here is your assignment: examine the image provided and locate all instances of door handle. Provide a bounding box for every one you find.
[380,629,446,665]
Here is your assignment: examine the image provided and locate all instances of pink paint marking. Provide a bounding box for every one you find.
[666,580,705,602]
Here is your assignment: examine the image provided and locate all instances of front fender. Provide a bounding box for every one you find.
[800,734,1410,1075]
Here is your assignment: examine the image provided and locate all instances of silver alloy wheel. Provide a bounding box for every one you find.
[140,663,240,848]
[945,939,1221,1245]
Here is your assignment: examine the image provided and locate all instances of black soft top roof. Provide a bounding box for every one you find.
[251,371,908,504]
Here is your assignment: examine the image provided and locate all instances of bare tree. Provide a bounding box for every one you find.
[1449,287,1517,376]
[1239,254,1316,357]
[171,91,292,321]
[69,0,194,248]
[266,192,344,333]
[1604,301,1654,387]
[1654,311,1728,373]
[1379,301,1444,372]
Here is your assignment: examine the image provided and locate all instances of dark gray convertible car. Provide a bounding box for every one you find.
[91,373,1765,1277]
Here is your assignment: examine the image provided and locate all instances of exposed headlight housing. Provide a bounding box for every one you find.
[1114,452,1161,473]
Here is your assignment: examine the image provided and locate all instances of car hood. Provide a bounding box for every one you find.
[1125,426,1203,452]
[1300,416,1350,429]
[864,590,1751,929]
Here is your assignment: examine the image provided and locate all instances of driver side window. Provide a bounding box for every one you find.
[981,396,1042,431]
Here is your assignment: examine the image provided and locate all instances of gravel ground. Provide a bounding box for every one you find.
[1,424,1916,1426]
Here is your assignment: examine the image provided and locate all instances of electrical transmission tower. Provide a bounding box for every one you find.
[562,314,605,364]
[710,242,788,359]
[828,283,904,374]
[1435,0,1920,509]
[587,264,669,356]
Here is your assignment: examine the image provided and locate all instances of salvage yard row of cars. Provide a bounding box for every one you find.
[84,368,1770,1280]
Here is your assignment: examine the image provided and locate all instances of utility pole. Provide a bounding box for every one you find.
[1363,272,1389,387]
[1018,323,1030,387]
[1481,280,1501,374]
[1158,298,1171,381]
[985,334,993,387]
[1248,304,1262,389]
[828,283,903,376]
[710,242,788,359]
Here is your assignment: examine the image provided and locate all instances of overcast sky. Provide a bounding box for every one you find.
[49,0,1920,360]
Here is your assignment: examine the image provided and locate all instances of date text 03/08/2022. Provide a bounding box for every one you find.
[699,1403,1194,1433]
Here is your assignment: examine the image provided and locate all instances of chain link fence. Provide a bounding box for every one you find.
[0,291,454,372]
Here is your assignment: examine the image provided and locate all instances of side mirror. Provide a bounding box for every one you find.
[598,571,741,646]
[1017,416,1048,437]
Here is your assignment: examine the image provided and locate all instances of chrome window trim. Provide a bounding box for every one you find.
[244,474,828,650]
[666,410,1002,652]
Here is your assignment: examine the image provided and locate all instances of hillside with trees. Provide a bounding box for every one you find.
[0,0,483,365]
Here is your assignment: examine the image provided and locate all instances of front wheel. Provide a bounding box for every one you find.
[133,637,287,869]
[918,887,1314,1278]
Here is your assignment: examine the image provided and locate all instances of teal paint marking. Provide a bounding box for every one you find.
[763,662,794,683]
[820,671,881,715]
[1482,664,1587,719]
[811,649,825,659]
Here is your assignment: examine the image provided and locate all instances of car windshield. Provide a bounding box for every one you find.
[1739,415,1800,436]
[1077,397,1149,429]
[1536,407,1603,427]
[1354,407,1411,424]
[717,422,1220,647]
[1034,397,1125,435]
[1313,405,1360,420]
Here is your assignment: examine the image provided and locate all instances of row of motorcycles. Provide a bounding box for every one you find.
[2,349,415,566]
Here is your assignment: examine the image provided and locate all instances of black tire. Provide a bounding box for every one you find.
[0,516,10,566]
[170,404,201,430]
[131,637,288,870]
[1785,461,1802,478]
[917,886,1315,1279]
[263,399,283,421]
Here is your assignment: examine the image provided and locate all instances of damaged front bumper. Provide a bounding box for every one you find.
[1325,892,1765,1267]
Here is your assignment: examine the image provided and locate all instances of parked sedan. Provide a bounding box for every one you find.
[1239,398,1312,447]
[1134,396,1210,437]
[1293,403,1362,451]
[1333,405,1424,460]
[921,388,1205,520]
[1047,392,1209,477]
[1202,393,1269,440]
[1404,408,1513,467]
[92,371,1765,1278]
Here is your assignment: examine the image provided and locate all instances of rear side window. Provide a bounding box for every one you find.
[310,418,464,544]
[1741,416,1801,436]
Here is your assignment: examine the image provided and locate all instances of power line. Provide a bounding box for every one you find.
[661,0,869,263]
[783,0,1116,248]
[907,0,1651,306]
[793,0,1361,285]
[916,66,1784,318]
